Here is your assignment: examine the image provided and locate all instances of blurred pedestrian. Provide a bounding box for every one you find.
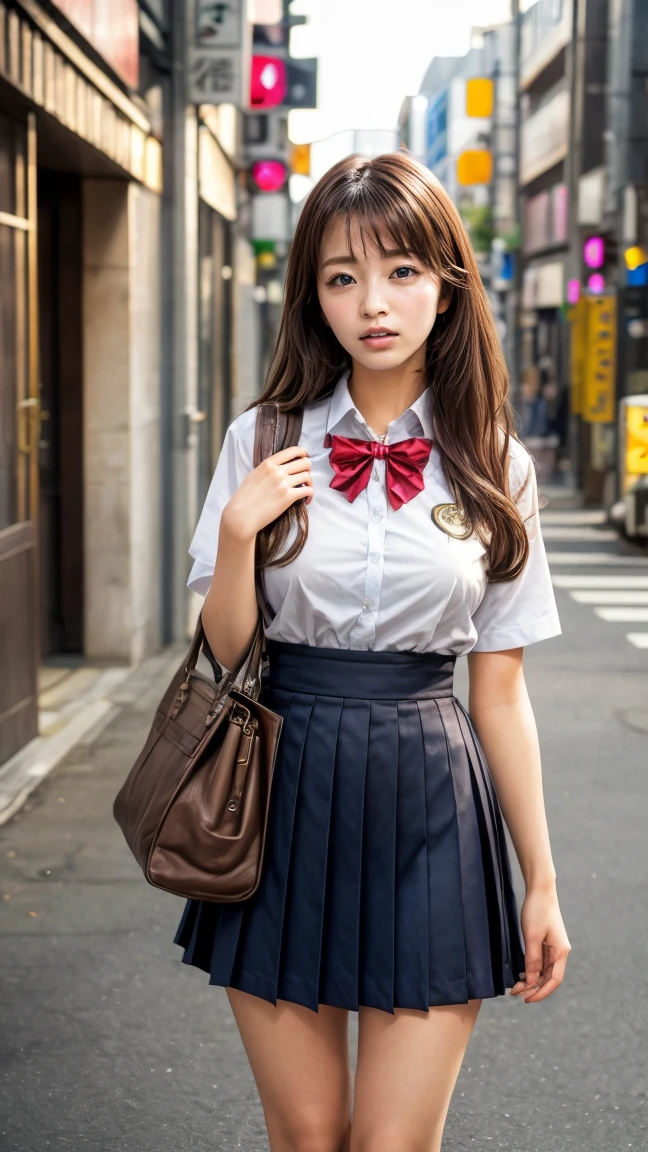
[174,152,571,1151]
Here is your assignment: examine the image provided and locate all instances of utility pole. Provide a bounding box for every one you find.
[511,0,522,415]
[565,0,582,491]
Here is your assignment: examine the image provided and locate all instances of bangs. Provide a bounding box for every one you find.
[339,195,442,273]
[310,154,467,285]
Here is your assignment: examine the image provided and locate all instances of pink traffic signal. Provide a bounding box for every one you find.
[250,55,288,108]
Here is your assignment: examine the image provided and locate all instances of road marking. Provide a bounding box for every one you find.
[540,510,608,526]
[541,526,620,542]
[546,552,648,566]
[626,633,648,649]
[569,590,648,605]
[594,607,648,622]
[552,575,648,588]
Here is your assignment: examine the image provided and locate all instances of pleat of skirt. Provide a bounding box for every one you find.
[173,640,526,1014]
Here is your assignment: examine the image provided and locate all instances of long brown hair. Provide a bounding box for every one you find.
[250,151,529,582]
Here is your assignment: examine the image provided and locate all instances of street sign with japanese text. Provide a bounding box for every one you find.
[189,0,251,107]
[583,294,617,423]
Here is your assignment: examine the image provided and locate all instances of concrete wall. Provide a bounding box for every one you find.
[82,178,162,663]
[231,233,259,417]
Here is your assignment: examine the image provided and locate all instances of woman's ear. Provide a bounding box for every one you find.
[437,285,452,315]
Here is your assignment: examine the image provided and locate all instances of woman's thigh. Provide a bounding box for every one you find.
[226,988,352,1152]
[351,999,481,1152]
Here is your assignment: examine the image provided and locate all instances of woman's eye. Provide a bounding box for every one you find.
[329,273,355,287]
[391,265,418,280]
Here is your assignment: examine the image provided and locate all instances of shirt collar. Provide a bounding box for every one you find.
[325,369,434,441]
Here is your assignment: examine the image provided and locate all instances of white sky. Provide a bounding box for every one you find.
[288,0,515,152]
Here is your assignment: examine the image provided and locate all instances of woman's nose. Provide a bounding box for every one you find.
[360,279,389,317]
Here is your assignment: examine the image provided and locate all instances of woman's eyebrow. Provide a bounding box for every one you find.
[321,253,357,269]
[321,248,411,270]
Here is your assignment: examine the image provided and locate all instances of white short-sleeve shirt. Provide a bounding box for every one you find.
[188,371,561,656]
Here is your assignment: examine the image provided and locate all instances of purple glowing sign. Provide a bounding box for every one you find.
[567,279,580,305]
[584,236,605,269]
[587,273,605,294]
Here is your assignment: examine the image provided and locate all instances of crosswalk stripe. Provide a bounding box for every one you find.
[594,607,648,622]
[541,527,619,542]
[626,633,648,649]
[546,552,648,566]
[569,591,648,605]
[552,575,648,588]
[540,510,607,526]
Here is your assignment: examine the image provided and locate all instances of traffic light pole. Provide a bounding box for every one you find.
[511,0,522,416]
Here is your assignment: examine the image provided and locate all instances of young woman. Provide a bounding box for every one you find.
[174,152,571,1152]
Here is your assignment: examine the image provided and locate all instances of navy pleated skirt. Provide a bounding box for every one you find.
[173,641,526,1014]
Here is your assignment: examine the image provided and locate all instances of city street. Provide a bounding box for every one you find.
[1,507,647,1152]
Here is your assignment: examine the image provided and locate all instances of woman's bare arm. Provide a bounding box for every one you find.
[467,648,571,1002]
[201,444,313,674]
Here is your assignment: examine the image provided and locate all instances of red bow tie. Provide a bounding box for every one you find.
[324,433,433,510]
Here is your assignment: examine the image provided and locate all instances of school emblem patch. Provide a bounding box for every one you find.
[431,503,471,539]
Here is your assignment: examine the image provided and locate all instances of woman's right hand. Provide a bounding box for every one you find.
[220,445,313,544]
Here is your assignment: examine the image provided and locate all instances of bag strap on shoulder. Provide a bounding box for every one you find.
[253,403,304,465]
[187,402,304,690]
[253,403,304,628]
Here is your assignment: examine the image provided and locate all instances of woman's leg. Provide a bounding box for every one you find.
[226,988,352,1152]
[350,999,481,1152]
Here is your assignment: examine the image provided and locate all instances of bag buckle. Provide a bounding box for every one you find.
[231,701,257,736]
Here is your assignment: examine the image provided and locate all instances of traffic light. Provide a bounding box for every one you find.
[250,55,288,108]
[249,54,316,110]
[284,59,317,109]
[251,158,288,192]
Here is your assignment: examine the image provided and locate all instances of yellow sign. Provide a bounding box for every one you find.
[624,401,648,492]
[567,298,586,416]
[624,245,647,271]
[582,295,616,423]
[466,78,494,118]
[290,143,311,175]
[456,150,492,186]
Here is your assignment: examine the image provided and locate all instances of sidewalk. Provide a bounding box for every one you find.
[0,645,185,828]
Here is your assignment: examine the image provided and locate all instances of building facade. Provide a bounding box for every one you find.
[399,23,518,403]
[517,0,574,486]
[0,0,259,768]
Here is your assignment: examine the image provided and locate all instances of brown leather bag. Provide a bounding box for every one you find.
[112,403,304,903]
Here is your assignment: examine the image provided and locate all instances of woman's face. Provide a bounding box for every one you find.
[317,215,449,373]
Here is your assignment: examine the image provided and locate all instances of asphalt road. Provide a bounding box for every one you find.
[1,511,647,1152]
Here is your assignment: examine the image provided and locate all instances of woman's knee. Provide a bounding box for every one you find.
[268,1102,351,1152]
[350,1122,440,1152]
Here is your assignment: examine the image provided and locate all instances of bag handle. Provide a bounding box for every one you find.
[182,402,304,698]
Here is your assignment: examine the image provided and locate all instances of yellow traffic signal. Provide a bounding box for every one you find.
[290,144,311,175]
[466,78,494,118]
[457,150,493,186]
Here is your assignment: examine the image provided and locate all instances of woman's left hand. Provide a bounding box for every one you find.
[509,885,571,1003]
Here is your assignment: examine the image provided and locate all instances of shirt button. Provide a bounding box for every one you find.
[372,469,379,481]
[370,551,380,563]
[370,510,382,522]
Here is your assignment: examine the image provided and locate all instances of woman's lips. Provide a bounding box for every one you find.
[360,332,398,349]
